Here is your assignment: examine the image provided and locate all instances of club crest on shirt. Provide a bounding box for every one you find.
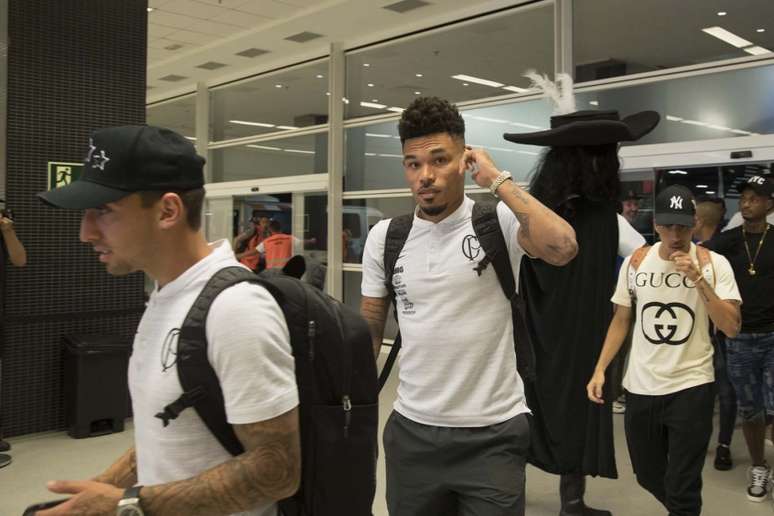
[461,234,482,261]
[161,328,180,372]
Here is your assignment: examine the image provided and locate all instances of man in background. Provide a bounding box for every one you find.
[235,213,269,273]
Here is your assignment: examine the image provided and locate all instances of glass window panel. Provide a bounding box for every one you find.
[146,94,196,139]
[574,0,774,82]
[345,2,553,119]
[576,64,774,145]
[210,59,328,142]
[209,133,327,183]
[345,100,548,191]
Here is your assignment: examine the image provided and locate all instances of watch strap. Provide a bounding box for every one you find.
[123,486,142,500]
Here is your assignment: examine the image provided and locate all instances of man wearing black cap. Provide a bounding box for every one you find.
[704,175,774,503]
[502,73,652,515]
[36,126,300,516]
[588,185,741,515]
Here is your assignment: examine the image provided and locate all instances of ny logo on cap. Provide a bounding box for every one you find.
[749,176,766,185]
[86,138,111,171]
[670,196,683,209]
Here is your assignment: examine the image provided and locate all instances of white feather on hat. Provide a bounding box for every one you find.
[524,71,576,115]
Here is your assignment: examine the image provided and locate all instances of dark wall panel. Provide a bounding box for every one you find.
[2,0,147,437]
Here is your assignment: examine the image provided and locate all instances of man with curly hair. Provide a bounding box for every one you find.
[361,96,578,515]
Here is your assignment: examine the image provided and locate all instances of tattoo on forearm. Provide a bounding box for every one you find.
[142,409,300,515]
[361,297,389,356]
[510,184,530,205]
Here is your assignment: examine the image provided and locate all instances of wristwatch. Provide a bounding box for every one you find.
[490,170,513,197]
[116,486,145,516]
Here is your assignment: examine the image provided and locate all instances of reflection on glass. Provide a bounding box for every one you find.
[576,64,774,145]
[345,2,553,119]
[345,100,548,191]
[210,59,329,141]
[147,94,196,140]
[574,0,774,82]
[209,133,327,183]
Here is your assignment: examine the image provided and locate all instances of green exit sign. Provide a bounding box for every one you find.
[47,162,83,191]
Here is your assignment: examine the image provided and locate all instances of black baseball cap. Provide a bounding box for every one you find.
[654,185,696,227]
[38,125,205,209]
[740,175,774,199]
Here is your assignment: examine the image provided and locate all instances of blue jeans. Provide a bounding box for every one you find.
[726,331,774,421]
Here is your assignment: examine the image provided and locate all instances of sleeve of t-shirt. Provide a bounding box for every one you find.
[361,219,389,298]
[256,241,265,253]
[617,214,646,257]
[610,255,632,307]
[206,282,298,425]
[711,253,742,303]
[495,201,526,291]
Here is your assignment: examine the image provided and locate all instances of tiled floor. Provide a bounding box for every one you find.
[1,358,771,516]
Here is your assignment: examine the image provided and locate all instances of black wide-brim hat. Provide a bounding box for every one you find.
[503,109,660,147]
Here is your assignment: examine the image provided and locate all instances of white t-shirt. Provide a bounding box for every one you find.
[617,214,646,256]
[129,240,298,516]
[361,196,530,427]
[611,242,741,396]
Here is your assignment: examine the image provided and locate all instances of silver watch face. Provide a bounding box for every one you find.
[117,501,144,516]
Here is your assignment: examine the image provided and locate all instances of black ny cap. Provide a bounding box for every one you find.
[741,175,774,199]
[38,125,205,209]
[654,185,696,227]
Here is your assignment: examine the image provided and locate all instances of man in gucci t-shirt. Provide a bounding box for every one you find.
[587,185,741,516]
[704,175,774,503]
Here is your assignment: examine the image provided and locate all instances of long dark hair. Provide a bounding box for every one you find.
[528,144,621,218]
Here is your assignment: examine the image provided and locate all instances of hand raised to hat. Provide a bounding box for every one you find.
[670,251,701,283]
[459,146,502,189]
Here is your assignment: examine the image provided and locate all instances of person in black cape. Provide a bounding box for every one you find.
[503,73,659,516]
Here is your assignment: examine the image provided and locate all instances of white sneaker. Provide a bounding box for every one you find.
[747,465,771,502]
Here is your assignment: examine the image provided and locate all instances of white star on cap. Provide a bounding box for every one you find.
[86,138,97,163]
[92,150,110,171]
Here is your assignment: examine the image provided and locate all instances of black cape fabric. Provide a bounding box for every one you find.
[520,198,618,478]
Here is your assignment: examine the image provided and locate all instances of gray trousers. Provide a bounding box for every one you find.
[384,411,530,516]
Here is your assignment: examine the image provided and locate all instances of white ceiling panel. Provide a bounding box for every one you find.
[212,9,273,29]
[195,0,252,8]
[149,0,176,7]
[185,18,247,36]
[149,10,201,29]
[233,1,305,18]
[159,0,226,19]
[166,29,220,45]
[148,23,179,38]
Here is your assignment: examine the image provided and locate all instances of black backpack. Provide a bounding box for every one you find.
[154,264,378,516]
[378,201,536,391]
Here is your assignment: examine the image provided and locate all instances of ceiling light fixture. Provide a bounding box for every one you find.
[702,26,753,48]
[230,120,275,128]
[502,85,529,93]
[147,7,154,12]
[284,149,315,155]
[316,74,324,79]
[415,73,423,77]
[589,100,599,106]
[717,11,727,16]
[668,170,688,175]
[275,84,283,88]
[387,107,405,113]
[665,115,684,121]
[247,145,282,151]
[452,74,504,88]
[360,101,387,109]
[363,63,370,67]
[696,184,709,188]
[463,83,469,87]
[371,98,379,102]
[367,83,375,87]
[414,91,421,95]
[757,28,766,33]
[681,119,707,126]
[342,97,350,104]
[706,191,717,194]
[744,46,772,55]
[277,125,299,130]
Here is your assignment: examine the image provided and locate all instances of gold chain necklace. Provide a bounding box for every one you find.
[742,223,769,276]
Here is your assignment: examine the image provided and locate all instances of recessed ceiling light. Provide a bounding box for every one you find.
[342,97,350,104]
[367,83,374,87]
[702,26,752,48]
[316,74,324,79]
[284,149,315,155]
[451,74,504,88]
[668,170,688,175]
[757,28,766,33]
[696,184,709,188]
[371,98,379,102]
[463,83,469,86]
[230,120,275,128]
[706,191,716,194]
[277,125,299,130]
[147,7,154,12]
[414,91,421,95]
[247,145,282,151]
[744,45,772,55]
[275,84,283,88]
[360,101,387,109]
[415,73,423,77]
[666,115,684,121]
[717,11,727,16]
[589,100,599,106]
[363,63,370,67]
[325,91,330,96]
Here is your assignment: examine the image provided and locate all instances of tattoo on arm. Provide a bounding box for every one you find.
[361,296,389,359]
[141,407,301,515]
[93,447,137,488]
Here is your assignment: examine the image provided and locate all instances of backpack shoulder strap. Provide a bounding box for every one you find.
[471,201,516,300]
[627,245,651,301]
[696,245,716,288]
[378,215,413,393]
[154,266,259,456]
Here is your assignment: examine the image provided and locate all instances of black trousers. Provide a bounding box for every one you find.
[625,383,714,516]
[712,334,737,446]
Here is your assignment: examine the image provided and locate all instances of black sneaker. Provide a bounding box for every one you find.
[714,444,732,471]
